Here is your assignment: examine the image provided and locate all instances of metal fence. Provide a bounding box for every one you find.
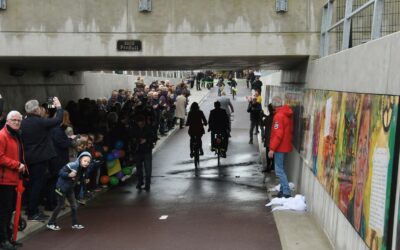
[321,0,400,57]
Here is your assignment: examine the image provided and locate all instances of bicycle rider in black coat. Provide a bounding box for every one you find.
[208,101,229,158]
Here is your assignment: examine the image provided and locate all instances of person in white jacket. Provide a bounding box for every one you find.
[217,91,234,135]
[174,93,187,129]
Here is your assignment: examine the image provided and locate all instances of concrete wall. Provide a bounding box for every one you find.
[0,70,85,112]
[259,31,400,250]
[289,31,400,250]
[306,31,400,95]
[0,0,324,57]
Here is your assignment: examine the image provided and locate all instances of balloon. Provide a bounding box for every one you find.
[116,171,124,179]
[107,153,115,161]
[118,150,126,158]
[115,140,124,150]
[112,150,120,159]
[122,167,132,176]
[106,160,115,169]
[109,176,119,186]
[100,175,109,185]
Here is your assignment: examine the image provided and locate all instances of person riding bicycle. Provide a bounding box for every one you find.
[186,102,207,158]
[205,75,213,89]
[217,76,225,97]
[208,101,229,158]
[227,77,237,94]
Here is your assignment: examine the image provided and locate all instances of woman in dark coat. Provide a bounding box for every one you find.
[263,103,274,173]
[46,111,74,210]
[186,102,207,157]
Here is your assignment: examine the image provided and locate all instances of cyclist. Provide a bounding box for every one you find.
[217,75,225,96]
[186,102,207,158]
[205,75,213,89]
[227,77,237,95]
[208,101,229,158]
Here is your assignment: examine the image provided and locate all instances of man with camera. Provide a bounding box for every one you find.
[21,97,63,221]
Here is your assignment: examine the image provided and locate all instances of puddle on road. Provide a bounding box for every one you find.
[167,160,258,175]
[175,153,258,166]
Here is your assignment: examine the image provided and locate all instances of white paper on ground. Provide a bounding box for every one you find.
[159,215,168,220]
[265,194,307,212]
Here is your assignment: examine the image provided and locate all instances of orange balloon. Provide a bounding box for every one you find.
[100,175,110,185]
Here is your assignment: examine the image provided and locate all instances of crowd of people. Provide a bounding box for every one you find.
[0,71,295,250]
[0,77,198,249]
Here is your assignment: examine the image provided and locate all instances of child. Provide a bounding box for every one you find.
[46,151,92,231]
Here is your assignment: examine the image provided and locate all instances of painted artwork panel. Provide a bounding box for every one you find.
[300,90,399,250]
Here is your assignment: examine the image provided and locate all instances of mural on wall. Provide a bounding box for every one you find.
[300,90,399,250]
[396,182,400,250]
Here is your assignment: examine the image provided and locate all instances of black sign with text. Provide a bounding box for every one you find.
[117,40,142,51]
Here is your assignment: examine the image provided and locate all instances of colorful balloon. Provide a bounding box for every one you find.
[109,176,119,186]
[118,150,126,158]
[115,140,124,150]
[112,150,120,159]
[107,153,115,161]
[122,167,132,176]
[100,175,109,185]
[106,160,115,169]
[116,171,124,179]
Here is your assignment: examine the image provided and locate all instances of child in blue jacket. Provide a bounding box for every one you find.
[47,151,92,231]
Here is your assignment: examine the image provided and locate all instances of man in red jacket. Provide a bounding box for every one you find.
[268,96,293,198]
[0,111,27,250]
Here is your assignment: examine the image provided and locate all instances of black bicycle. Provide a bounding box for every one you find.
[192,136,201,169]
[214,133,224,167]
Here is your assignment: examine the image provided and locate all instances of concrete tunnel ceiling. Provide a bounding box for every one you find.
[0,56,309,72]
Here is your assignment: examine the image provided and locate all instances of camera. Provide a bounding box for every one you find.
[47,96,55,109]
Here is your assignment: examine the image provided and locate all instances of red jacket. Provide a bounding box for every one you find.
[0,126,24,186]
[269,105,293,153]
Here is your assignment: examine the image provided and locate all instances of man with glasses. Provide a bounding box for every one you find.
[0,111,27,250]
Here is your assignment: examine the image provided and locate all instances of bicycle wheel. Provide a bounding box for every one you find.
[217,148,220,167]
[194,150,200,168]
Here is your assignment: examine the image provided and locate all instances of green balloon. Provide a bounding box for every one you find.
[122,167,133,175]
[109,176,119,186]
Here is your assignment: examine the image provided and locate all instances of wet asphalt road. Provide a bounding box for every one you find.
[23,82,281,250]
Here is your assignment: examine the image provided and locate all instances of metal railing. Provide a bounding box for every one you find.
[320,0,400,57]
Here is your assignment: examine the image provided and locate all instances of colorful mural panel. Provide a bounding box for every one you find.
[300,90,399,250]
[395,180,400,250]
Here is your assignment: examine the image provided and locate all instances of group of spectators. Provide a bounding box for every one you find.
[0,72,295,249]
[0,77,195,249]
